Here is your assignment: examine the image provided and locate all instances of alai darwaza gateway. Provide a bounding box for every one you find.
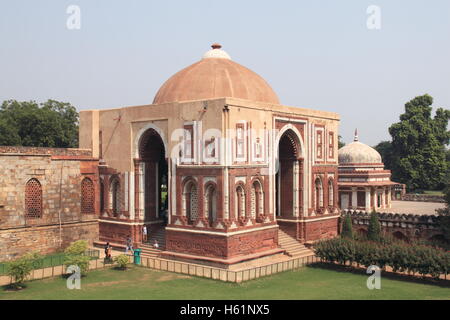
[79,44,341,266]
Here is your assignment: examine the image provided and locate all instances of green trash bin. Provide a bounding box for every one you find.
[133,248,142,265]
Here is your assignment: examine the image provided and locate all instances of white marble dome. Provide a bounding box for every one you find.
[338,134,382,165]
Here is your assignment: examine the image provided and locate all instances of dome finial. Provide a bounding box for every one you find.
[202,43,231,60]
[354,128,359,142]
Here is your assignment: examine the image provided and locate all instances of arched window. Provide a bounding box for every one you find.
[81,177,95,214]
[183,180,198,224]
[315,177,323,212]
[236,185,246,219]
[251,180,264,219]
[25,178,42,219]
[328,178,334,207]
[204,184,217,225]
[110,177,121,217]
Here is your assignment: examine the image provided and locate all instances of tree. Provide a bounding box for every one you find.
[367,211,381,242]
[341,214,354,239]
[374,141,394,171]
[338,135,346,149]
[0,99,79,148]
[388,94,449,191]
[436,185,450,242]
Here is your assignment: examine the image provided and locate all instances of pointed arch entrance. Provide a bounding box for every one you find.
[138,128,168,222]
[276,129,303,218]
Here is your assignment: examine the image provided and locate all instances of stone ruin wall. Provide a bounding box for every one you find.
[0,147,99,261]
[342,209,444,242]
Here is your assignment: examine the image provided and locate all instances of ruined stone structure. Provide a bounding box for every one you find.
[0,146,99,261]
[338,130,396,211]
[80,44,341,265]
[343,209,445,243]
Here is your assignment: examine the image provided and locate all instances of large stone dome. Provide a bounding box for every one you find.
[338,132,382,165]
[153,44,280,105]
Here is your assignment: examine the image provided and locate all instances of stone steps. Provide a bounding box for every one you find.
[278,230,314,258]
[140,227,166,257]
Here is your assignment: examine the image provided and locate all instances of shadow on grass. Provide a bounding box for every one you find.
[2,283,28,292]
[309,262,450,288]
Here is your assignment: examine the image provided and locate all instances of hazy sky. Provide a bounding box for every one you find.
[1,0,449,146]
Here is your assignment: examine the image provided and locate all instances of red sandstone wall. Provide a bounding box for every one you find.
[0,221,98,261]
[165,227,279,260]
[303,217,339,241]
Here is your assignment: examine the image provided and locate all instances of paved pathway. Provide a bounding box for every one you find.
[378,200,445,215]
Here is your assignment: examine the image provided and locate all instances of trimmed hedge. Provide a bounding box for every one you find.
[313,238,450,279]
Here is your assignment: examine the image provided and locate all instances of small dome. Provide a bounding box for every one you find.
[338,132,382,164]
[153,44,279,105]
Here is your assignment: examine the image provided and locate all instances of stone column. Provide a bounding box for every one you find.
[381,187,386,209]
[351,187,357,209]
[293,160,300,217]
[387,187,392,208]
[365,187,371,212]
[374,188,378,209]
[135,161,145,221]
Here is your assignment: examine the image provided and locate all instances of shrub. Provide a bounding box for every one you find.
[341,214,354,240]
[367,211,381,242]
[114,254,130,270]
[313,237,449,279]
[6,252,41,288]
[64,240,90,276]
[64,254,90,276]
[64,240,89,256]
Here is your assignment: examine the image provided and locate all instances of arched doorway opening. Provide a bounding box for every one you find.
[139,128,168,222]
[276,130,302,218]
[392,231,409,243]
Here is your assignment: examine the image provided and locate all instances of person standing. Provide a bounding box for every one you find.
[104,242,112,262]
[125,235,133,254]
[142,225,148,243]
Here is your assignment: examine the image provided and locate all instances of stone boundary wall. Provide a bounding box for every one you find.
[343,209,440,225]
[0,146,92,157]
[402,194,445,203]
[0,254,320,286]
[342,209,443,241]
[0,221,99,261]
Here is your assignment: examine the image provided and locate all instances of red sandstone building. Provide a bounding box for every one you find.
[0,44,342,264]
[79,44,341,265]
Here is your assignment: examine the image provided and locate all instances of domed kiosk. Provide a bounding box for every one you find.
[79,44,341,266]
[338,130,396,211]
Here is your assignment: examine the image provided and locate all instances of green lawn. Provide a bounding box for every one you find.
[0,250,100,275]
[1,264,449,300]
[423,190,444,196]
